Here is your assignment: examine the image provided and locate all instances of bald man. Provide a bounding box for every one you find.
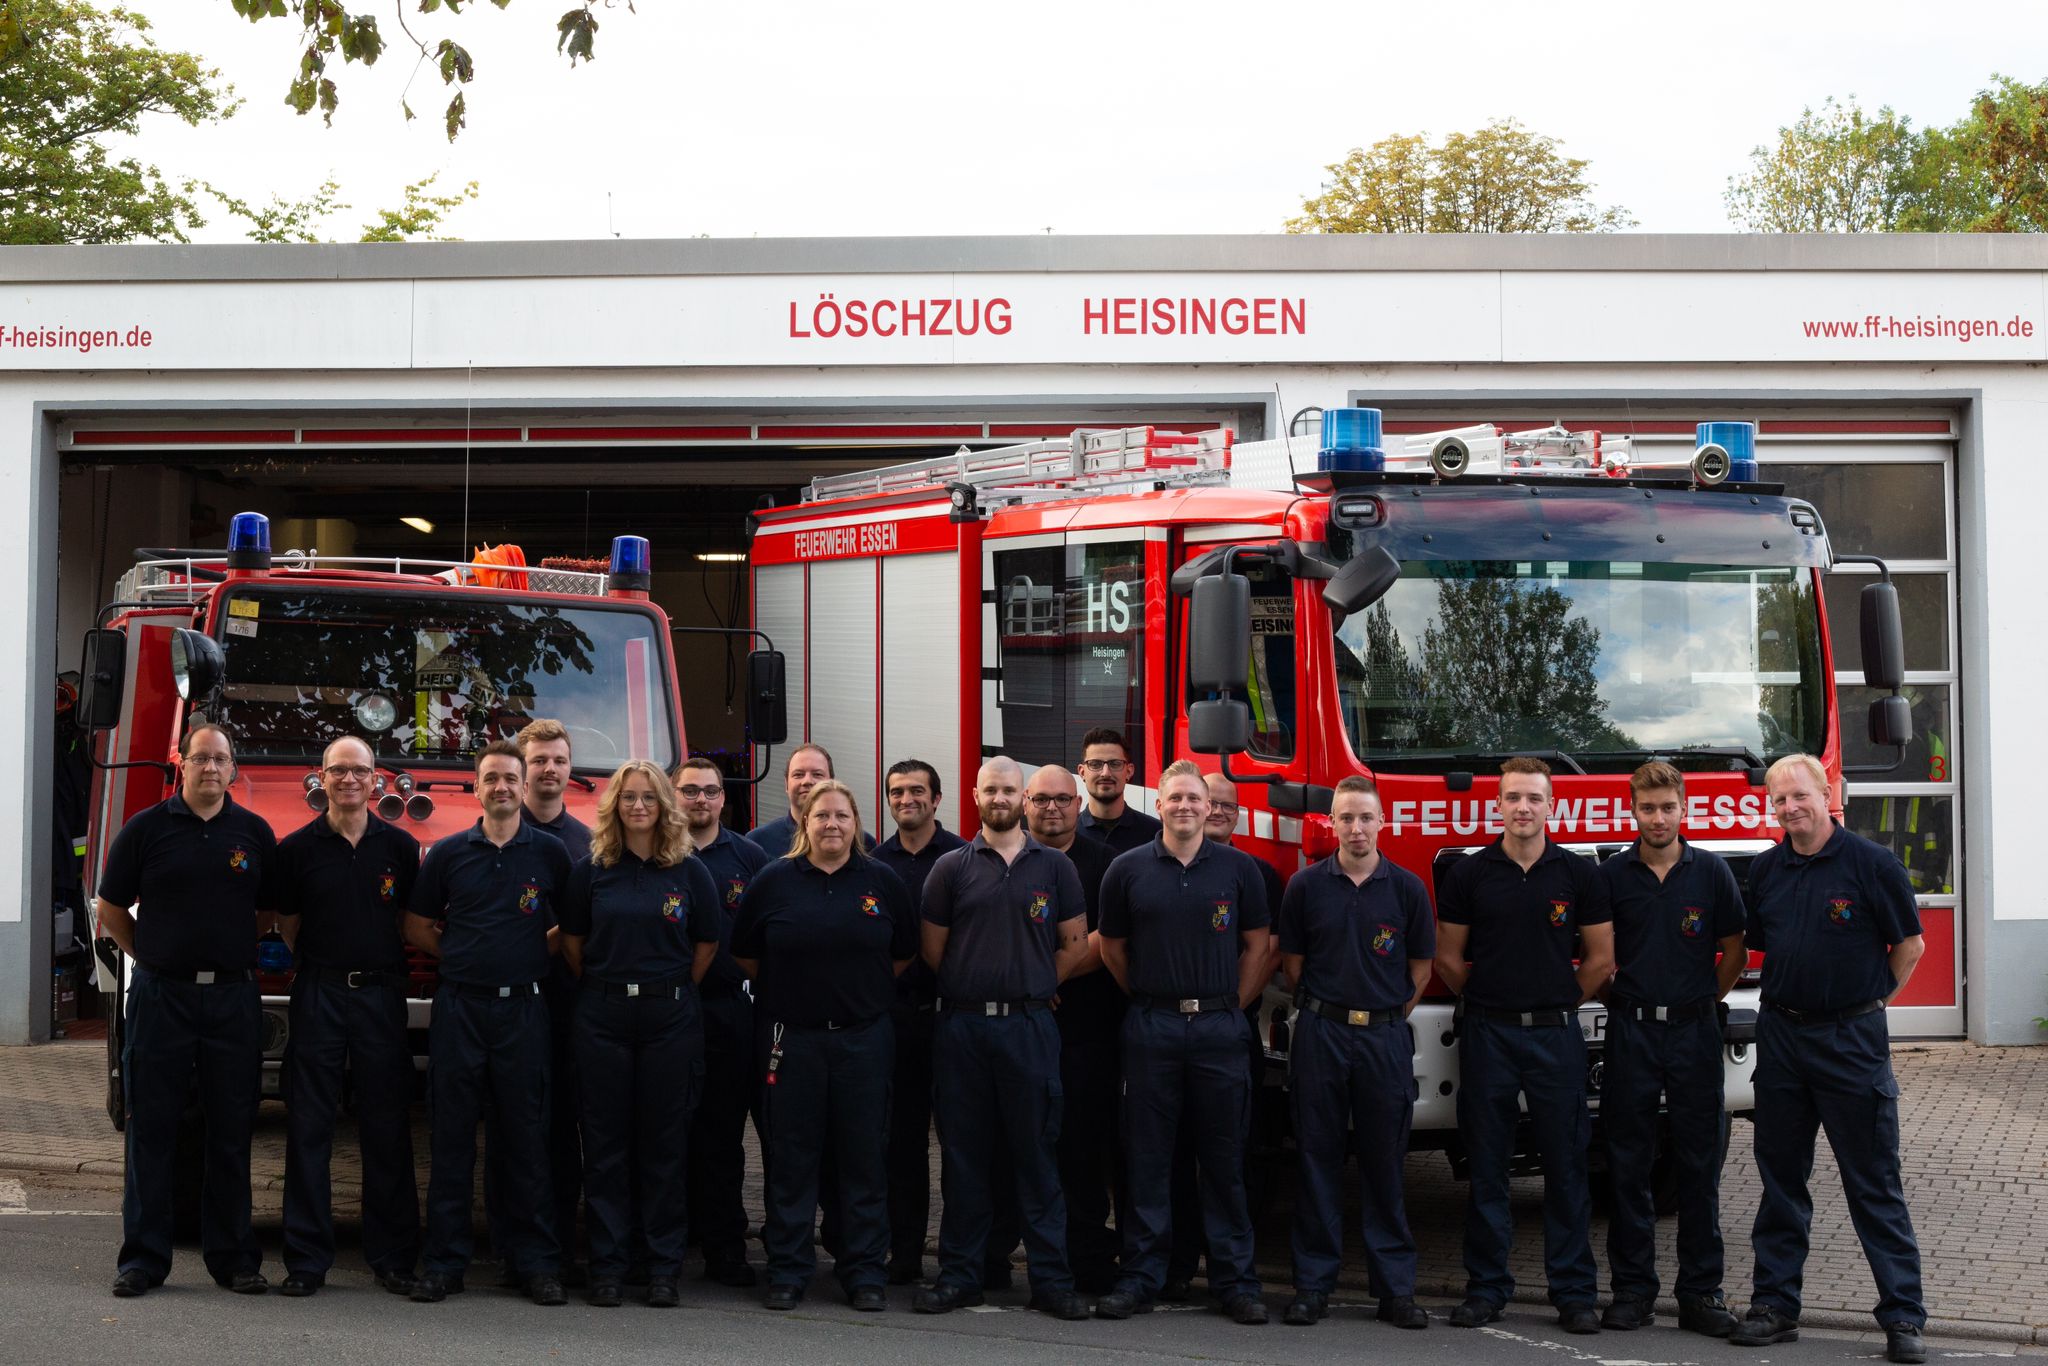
[915,758,1092,1320]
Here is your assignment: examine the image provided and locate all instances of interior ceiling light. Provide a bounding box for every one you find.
[400,516,435,534]
[694,551,746,562]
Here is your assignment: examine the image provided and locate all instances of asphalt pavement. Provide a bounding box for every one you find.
[2,1191,2039,1366]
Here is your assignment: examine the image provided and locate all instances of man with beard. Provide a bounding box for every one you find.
[1076,728,1160,854]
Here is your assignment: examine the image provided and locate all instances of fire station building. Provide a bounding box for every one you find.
[0,234,2041,1044]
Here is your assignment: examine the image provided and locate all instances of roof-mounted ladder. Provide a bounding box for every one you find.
[803,426,1234,508]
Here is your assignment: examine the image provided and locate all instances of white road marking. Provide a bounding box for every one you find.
[0,1177,114,1216]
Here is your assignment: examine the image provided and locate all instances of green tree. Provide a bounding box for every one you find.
[1724,96,1921,231]
[225,0,627,142]
[1287,120,1634,234]
[1932,75,2048,232]
[198,170,480,242]
[0,0,235,244]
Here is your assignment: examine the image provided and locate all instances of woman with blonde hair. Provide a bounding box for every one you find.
[730,779,917,1311]
[559,759,720,1308]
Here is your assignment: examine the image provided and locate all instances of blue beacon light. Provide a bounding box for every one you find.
[226,511,272,570]
[609,535,652,592]
[1696,421,1759,483]
[1318,407,1386,473]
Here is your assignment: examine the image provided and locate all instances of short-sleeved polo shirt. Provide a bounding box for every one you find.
[923,834,1086,1002]
[1097,837,1271,1000]
[526,807,591,863]
[692,825,771,997]
[1603,840,1745,1007]
[558,850,720,984]
[98,793,277,974]
[1277,854,1436,1012]
[1078,805,1162,856]
[1049,835,1122,1041]
[1436,838,1610,1012]
[269,813,420,972]
[412,819,571,988]
[729,854,917,1027]
[1747,823,1920,1012]
[876,824,970,1005]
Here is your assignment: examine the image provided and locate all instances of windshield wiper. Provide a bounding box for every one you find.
[1577,745,1766,771]
[1357,748,1590,776]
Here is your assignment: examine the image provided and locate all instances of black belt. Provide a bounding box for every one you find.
[938,997,1049,1017]
[1610,996,1716,1023]
[305,967,404,990]
[581,976,691,999]
[786,1016,880,1032]
[140,965,251,985]
[1767,999,1884,1026]
[1137,994,1235,1014]
[699,982,750,1002]
[1299,994,1402,1028]
[443,981,541,1000]
[1473,1006,1572,1028]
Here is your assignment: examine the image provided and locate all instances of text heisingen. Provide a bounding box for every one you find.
[792,523,899,558]
[1387,792,1778,838]
[1081,296,1307,336]
[0,324,152,354]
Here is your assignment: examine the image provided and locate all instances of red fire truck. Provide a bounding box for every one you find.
[747,414,1911,1198]
[75,515,778,1224]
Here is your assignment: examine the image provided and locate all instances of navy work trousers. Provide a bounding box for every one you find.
[423,989,558,1279]
[687,989,760,1268]
[281,976,418,1280]
[1117,1005,1259,1300]
[1455,1012,1597,1309]
[1289,1012,1418,1298]
[932,1009,1073,1296]
[760,1014,893,1294]
[574,988,703,1283]
[1056,1029,1124,1285]
[117,968,263,1285]
[1750,1008,1924,1329]
[1602,1008,1726,1301]
[486,973,581,1271]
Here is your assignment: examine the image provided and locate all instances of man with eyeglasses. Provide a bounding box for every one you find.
[673,755,771,1287]
[1024,764,1122,1293]
[870,759,969,1286]
[1076,727,1160,855]
[100,722,278,1299]
[268,735,423,1298]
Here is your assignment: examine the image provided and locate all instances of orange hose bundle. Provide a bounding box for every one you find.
[470,542,528,588]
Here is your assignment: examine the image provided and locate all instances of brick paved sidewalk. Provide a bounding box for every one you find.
[6,1036,2044,1344]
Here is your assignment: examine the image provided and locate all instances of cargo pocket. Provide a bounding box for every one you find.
[1043,1078,1065,1146]
[1872,1070,1901,1154]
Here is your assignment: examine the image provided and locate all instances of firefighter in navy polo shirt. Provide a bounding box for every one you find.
[1092,759,1272,1326]
[559,760,721,1309]
[914,757,1091,1320]
[1597,762,1745,1336]
[1023,763,1123,1294]
[1076,727,1161,854]
[501,718,590,1284]
[870,758,969,1285]
[1276,776,1434,1330]
[672,754,771,1287]
[1731,754,1928,1366]
[730,779,917,1312]
[100,722,276,1299]
[403,739,574,1306]
[747,743,875,856]
[1433,757,1613,1335]
[269,735,422,1298]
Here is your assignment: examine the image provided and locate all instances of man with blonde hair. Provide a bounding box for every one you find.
[1733,754,1928,1364]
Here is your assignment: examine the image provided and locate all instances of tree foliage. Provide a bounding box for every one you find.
[1286,120,1634,234]
[0,0,234,244]
[198,170,479,242]
[225,0,628,141]
[1726,79,2048,232]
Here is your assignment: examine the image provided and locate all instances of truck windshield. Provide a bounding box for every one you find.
[215,588,676,771]
[1334,560,1826,773]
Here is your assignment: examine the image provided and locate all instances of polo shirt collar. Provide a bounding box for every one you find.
[1479,835,1563,865]
[166,791,234,821]
[967,830,1045,856]
[880,822,949,858]
[1614,837,1694,869]
[795,851,862,876]
[1784,821,1848,865]
[1323,852,1391,883]
[315,811,389,842]
[1083,808,1137,834]
[465,817,533,847]
[1147,834,1213,865]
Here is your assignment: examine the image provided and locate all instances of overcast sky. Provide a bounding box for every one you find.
[114,0,2048,243]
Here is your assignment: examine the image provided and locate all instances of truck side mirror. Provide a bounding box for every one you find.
[1188,697,1252,755]
[1869,694,1913,749]
[77,629,126,730]
[1322,546,1402,625]
[1188,573,1250,692]
[746,649,788,746]
[1859,581,1905,691]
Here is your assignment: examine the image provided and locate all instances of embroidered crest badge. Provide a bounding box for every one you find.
[1027,891,1050,923]
[1679,905,1704,937]
[1211,900,1233,931]
[518,883,541,915]
[227,847,250,873]
[1371,924,1397,956]
[859,894,880,917]
[377,872,397,903]
[726,878,746,907]
[1548,900,1570,928]
[1828,898,1856,926]
[661,894,684,922]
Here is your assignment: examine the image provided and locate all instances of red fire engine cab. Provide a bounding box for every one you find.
[747,412,1912,1198]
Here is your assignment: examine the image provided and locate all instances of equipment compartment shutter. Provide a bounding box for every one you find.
[881,552,960,837]
[753,562,807,826]
[808,558,879,828]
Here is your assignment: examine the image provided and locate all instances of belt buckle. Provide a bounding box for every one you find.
[195,970,217,985]
[1653,1005,1671,1022]
[625,983,643,998]
[1178,998,1201,1014]
[983,1002,1000,1017]
[1346,1008,1370,1026]
[1518,1011,1535,1027]
[495,985,513,998]
[346,971,367,989]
